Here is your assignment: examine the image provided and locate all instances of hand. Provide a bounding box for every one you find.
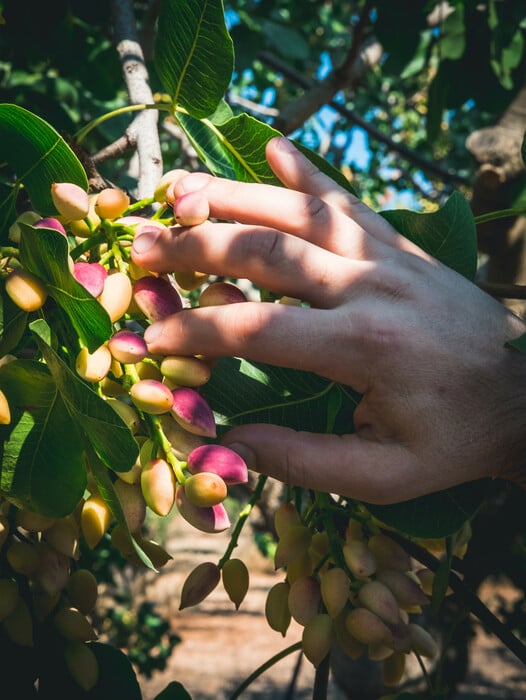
[131,136,526,504]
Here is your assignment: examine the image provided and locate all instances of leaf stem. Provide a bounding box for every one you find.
[474,206,526,225]
[75,103,171,145]
[228,642,303,700]
[218,474,268,568]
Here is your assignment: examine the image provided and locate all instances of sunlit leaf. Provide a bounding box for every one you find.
[0,359,86,517]
[154,0,234,118]
[31,320,139,473]
[20,223,112,352]
[0,103,88,216]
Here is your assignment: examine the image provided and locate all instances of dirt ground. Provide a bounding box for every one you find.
[133,513,526,700]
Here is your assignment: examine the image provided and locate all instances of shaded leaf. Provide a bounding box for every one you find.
[0,359,86,517]
[0,103,88,216]
[86,642,142,700]
[381,191,478,280]
[20,223,112,352]
[507,332,526,354]
[31,320,139,474]
[154,681,193,700]
[154,0,234,118]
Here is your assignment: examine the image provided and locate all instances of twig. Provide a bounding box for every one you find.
[228,642,303,700]
[382,528,526,665]
[477,282,526,300]
[111,0,163,199]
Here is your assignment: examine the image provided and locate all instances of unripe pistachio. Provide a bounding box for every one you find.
[110,523,135,557]
[114,436,146,484]
[415,568,435,596]
[94,187,130,220]
[222,558,249,610]
[274,524,312,570]
[309,531,331,565]
[367,534,411,572]
[333,612,365,660]
[175,484,231,533]
[159,414,205,460]
[186,444,248,485]
[133,275,183,322]
[81,495,113,549]
[345,518,366,542]
[136,537,173,569]
[408,623,438,658]
[357,580,401,626]
[320,567,350,619]
[33,540,70,597]
[388,621,413,653]
[98,270,133,322]
[5,268,48,311]
[106,398,142,434]
[198,281,247,307]
[344,607,394,647]
[0,578,19,621]
[342,540,377,579]
[136,360,164,382]
[51,182,89,221]
[66,569,98,614]
[64,641,99,691]
[6,540,40,574]
[130,379,174,415]
[287,575,321,626]
[382,651,406,687]
[286,551,314,584]
[183,471,227,508]
[35,217,67,235]
[8,210,40,243]
[302,613,333,668]
[265,581,291,637]
[43,515,80,559]
[173,269,209,291]
[73,261,107,298]
[54,605,98,641]
[108,329,148,364]
[2,597,34,646]
[173,191,210,226]
[141,458,176,516]
[0,514,8,547]
[0,393,14,426]
[179,561,220,610]
[376,569,430,610]
[154,168,188,204]
[15,508,55,532]
[160,355,211,387]
[170,386,216,437]
[367,642,393,661]
[274,502,302,538]
[75,344,112,383]
[67,194,100,238]
[113,479,146,534]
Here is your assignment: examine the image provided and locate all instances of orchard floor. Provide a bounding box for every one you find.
[134,513,526,700]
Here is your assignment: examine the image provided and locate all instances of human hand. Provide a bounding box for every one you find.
[131,136,526,504]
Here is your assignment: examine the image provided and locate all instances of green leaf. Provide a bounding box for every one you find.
[0,103,88,216]
[31,320,139,473]
[154,681,193,700]
[0,278,28,356]
[439,5,466,61]
[154,0,234,118]
[507,332,526,353]
[20,223,112,352]
[292,141,357,196]
[261,20,309,61]
[381,191,478,280]
[202,357,358,436]
[365,480,489,539]
[426,64,449,143]
[176,111,283,183]
[86,642,142,700]
[0,359,86,517]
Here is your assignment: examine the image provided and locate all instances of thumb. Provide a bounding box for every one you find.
[220,423,414,505]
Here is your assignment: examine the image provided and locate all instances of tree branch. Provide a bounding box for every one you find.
[111,0,163,199]
[258,51,468,187]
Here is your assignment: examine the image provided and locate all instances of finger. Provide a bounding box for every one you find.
[265,137,430,258]
[143,302,369,389]
[172,173,387,260]
[132,222,366,308]
[220,423,426,504]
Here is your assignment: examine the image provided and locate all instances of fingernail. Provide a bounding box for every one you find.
[144,322,163,345]
[132,228,160,255]
[222,442,256,470]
